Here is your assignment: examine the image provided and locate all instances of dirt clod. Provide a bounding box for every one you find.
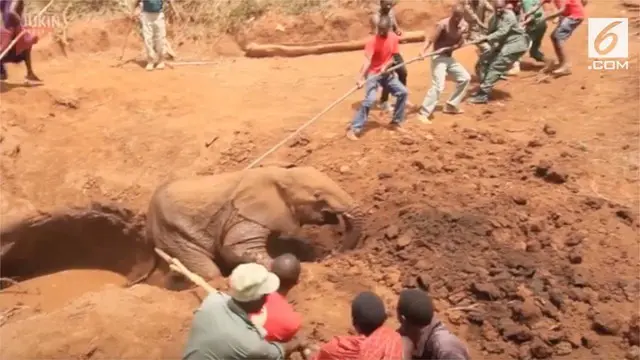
[530,338,553,359]
[384,225,400,239]
[627,346,640,360]
[568,248,583,264]
[471,282,502,301]
[582,333,599,348]
[592,313,623,335]
[625,315,640,346]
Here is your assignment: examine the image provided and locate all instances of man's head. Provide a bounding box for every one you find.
[351,291,388,336]
[493,0,506,15]
[228,263,280,313]
[451,3,465,23]
[397,289,434,335]
[377,15,392,37]
[271,253,301,295]
[380,0,394,14]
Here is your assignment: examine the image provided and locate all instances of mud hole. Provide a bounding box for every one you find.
[0,202,344,285]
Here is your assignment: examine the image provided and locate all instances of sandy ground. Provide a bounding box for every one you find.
[0,0,639,359]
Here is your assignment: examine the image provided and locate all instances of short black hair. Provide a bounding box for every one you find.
[271,253,301,291]
[398,289,434,326]
[351,291,387,335]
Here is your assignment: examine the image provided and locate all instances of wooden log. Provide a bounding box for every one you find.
[244,30,426,58]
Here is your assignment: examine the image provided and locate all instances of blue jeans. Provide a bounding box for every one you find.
[351,73,408,133]
[552,17,582,43]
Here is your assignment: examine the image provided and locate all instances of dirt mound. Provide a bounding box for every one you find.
[0,284,196,359]
[0,202,153,286]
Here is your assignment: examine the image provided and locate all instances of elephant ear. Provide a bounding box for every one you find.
[231,176,298,234]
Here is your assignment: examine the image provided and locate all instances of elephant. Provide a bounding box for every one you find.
[132,166,364,287]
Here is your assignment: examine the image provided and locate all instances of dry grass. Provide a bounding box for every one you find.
[24,0,370,38]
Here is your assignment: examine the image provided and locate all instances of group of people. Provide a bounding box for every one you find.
[346,0,586,140]
[182,253,470,360]
[0,0,172,81]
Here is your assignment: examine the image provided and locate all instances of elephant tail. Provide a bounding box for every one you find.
[0,202,152,287]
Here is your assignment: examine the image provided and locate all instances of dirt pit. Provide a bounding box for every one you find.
[1,0,640,359]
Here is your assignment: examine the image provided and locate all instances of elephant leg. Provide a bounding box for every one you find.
[164,240,222,291]
[223,220,272,269]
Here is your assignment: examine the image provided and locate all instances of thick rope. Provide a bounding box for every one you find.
[243,46,458,170]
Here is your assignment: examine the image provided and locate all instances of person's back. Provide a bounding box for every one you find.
[407,317,470,359]
[182,263,286,360]
[250,291,302,342]
[397,289,470,360]
[183,293,279,360]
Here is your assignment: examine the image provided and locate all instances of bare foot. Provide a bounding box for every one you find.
[552,66,572,77]
[25,73,42,83]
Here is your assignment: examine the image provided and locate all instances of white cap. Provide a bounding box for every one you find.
[229,263,280,302]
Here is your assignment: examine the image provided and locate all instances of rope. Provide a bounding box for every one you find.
[243,45,459,170]
[0,30,26,61]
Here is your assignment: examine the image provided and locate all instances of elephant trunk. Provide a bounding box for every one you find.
[340,206,364,251]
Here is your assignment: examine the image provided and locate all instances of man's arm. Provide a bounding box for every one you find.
[250,340,287,360]
[542,0,565,21]
[355,42,373,87]
[463,0,485,29]
[369,13,379,34]
[7,0,22,25]
[420,23,443,56]
[524,0,545,17]
[390,9,402,35]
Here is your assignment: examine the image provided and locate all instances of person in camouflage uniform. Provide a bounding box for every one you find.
[462,0,494,79]
[468,0,529,104]
[520,0,548,62]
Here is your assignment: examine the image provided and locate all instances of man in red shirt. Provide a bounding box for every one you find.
[249,253,303,342]
[309,291,404,360]
[347,15,408,141]
[543,0,586,75]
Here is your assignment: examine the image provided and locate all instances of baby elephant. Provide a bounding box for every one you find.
[134,166,364,287]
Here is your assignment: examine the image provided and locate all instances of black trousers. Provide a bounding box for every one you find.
[380,53,408,103]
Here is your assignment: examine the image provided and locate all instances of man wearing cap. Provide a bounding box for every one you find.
[182,263,306,360]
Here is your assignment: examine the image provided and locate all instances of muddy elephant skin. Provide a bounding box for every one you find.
[143,166,364,283]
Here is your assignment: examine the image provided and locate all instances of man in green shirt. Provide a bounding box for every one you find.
[469,0,529,104]
[521,0,547,62]
[182,263,306,360]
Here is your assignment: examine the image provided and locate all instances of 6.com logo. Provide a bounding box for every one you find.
[587,18,629,71]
